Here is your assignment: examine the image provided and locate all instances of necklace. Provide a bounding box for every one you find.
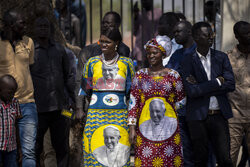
[101,53,119,66]
[149,67,167,77]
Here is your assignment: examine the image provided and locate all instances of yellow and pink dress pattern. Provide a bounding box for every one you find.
[82,54,134,166]
[128,68,185,167]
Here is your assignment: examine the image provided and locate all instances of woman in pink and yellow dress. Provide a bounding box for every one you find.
[128,36,186,167]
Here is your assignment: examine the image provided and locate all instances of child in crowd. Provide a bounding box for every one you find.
[0,75,21,167]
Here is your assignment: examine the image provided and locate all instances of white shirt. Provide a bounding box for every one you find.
[162,38,183,66]
[196,49,220,110]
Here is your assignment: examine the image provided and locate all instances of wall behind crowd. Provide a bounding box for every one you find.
[222,0,250,51]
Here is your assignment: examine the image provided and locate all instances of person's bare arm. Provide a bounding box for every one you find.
[129,125,136,145]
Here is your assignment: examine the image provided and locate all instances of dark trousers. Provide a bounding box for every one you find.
[187,114,233,167]
[238,136,250,167]
[0,149,17,167]
[35,110,69,167]
[179,116,194,166]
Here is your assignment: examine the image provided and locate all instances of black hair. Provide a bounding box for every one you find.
[56,0,67,10]
[233,21,250,36]
[176,20,192,31]
[2,8,19,27]
[159,12,179,26]
[192,22,211,37]
[205,0,214,7]
[101,27,122,43]
[176,12,186,21]
[204,0,219,22]
[0,75,18,90]
[1,9,20,39]
[103,11,121,25]
[205,0,220,10]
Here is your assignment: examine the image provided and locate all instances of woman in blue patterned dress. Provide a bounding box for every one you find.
[81,28,135,166]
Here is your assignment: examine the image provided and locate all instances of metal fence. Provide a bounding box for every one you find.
[59,0,218,49]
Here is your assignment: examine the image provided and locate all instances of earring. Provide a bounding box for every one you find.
[115,45,118,51]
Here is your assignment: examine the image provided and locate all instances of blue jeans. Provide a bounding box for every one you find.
[18,102,38,167]
[0,149,17,167]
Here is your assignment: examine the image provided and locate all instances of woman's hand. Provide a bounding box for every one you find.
[129,125,136,145]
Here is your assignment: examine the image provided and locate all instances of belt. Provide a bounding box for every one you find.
[208,109,221,115]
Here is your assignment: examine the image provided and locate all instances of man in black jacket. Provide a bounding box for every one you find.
[181,22,234,167]
[30,17,75,167]
[75,11,130,120]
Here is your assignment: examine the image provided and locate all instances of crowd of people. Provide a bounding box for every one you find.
[0,0,250,167]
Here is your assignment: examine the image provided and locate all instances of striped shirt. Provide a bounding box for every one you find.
[0,98,21,151]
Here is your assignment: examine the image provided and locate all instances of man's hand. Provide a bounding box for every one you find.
[217,76,225,85]
[186,75,197,84]
[75,108,85,120]
[129,125,136,145]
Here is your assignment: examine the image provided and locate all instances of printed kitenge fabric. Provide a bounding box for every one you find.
[128,68,185,167]
[82,55,134,166]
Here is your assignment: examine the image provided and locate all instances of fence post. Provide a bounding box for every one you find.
[130,0,134,58]
[89,0,93,44]
[172,0,175,12]
[193,0,196,24]
[120,0,123,36]
[100,0,102,31]
[110,0,113,11]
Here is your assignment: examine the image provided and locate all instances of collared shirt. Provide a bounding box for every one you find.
[162,38,183,66]
[0,98,21,151]
[227,46,250,123]
[197,49,220,110]
[0,36,35,104]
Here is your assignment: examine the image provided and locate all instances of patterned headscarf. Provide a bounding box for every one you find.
[144,35,172,57]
